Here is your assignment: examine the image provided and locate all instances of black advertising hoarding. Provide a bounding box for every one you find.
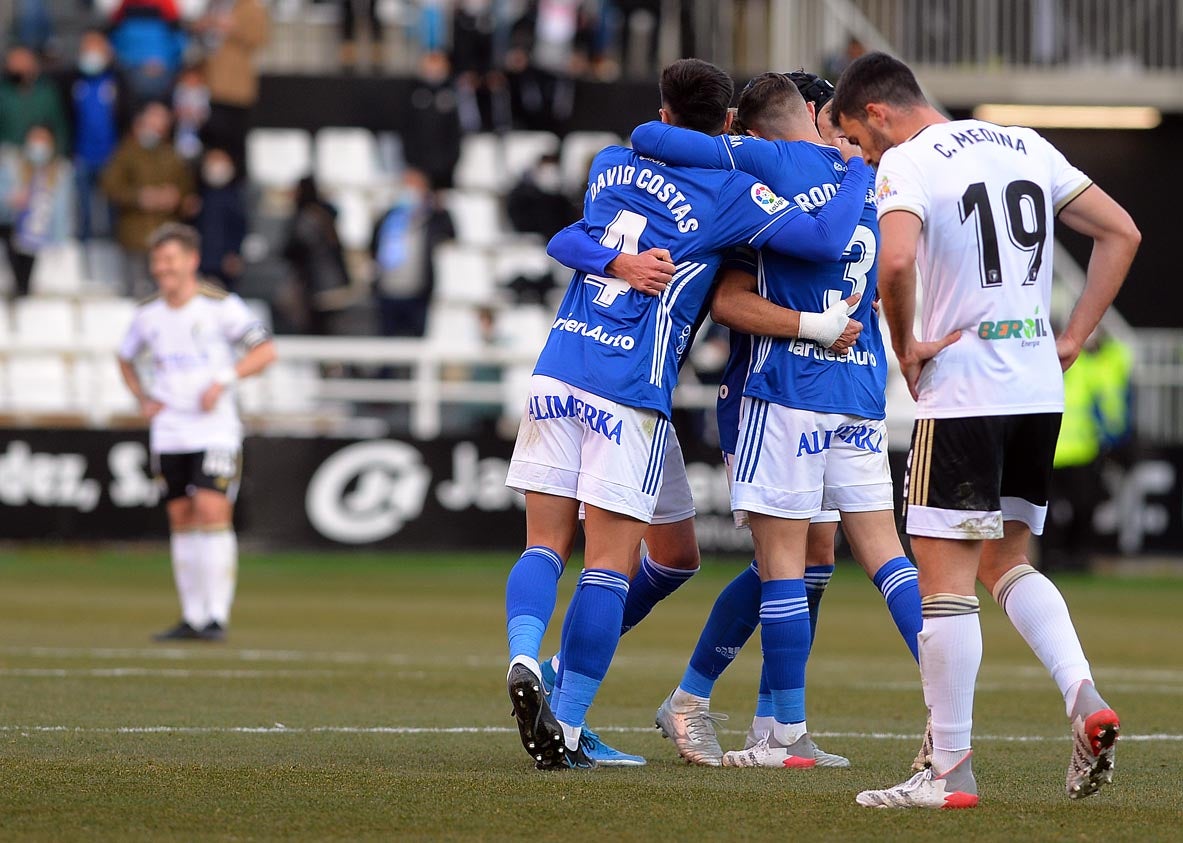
[3,429,1183,556]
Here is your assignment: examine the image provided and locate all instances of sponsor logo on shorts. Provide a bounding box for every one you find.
[978,316,1048,345]
[796,423,884,457]
[528,394,624,444]
[750,183,790,215]
[551,317,636,350]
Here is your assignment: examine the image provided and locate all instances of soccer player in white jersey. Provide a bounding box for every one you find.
[831,53,1140,808]
[118,223,277,642]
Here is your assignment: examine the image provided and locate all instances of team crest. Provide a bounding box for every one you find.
[750,183,789,215]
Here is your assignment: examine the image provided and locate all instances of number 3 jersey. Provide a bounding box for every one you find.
[533,145,800,417]
[874,119,1092,418]
[118,285,269,454]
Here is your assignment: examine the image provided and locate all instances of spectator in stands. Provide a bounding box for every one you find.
[109,0,188,107]
[196,0,269,171]
[101,101,196,295]
[502,1,591,133]
[339,0,381,73]
[0,45,68,154]
[194,147,246,291]
[171,65,210,162]
[371,168,454,338]
[10,0,54,57]
[71,29,124,243]
[405,51,462,190]
[824,36,867,82]
[506,152,578,239]
[283,176,351,335]
[452,0,511,132]
[615,0,660,77]
[0,125,75,297]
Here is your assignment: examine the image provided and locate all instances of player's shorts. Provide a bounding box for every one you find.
[731,398,894,520]
[723,451,840,528]
[153,448,242,503]
[903,413,1061,540]
[577,428,696,525]
[506,375,670,523]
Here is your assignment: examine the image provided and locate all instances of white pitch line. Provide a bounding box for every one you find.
[0,724,1179,742]
[0,667,356,679]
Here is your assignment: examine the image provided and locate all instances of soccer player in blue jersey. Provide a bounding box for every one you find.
[629,71,924,768]
[502,58,873,770]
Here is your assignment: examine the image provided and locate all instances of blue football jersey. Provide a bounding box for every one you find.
[534,145,801,417]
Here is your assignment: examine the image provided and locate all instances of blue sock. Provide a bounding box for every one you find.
[551,589,580,711]
[680,561,760,698]
[755,663,774,717]
[760,578,811,725]
[621,555,698,633]
[553,569,629,729]
[504,546,564,663]
[872,556,922,663]
[803,563,834,643]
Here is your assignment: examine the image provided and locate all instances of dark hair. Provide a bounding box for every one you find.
[147,222,201,254]
[659,58,734,134]
[737,72,807,134]
[786,71,835,110]
[831,52,926,122]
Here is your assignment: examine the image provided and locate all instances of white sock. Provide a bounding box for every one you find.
[560,721,582,750]
[772,720,807,746]
[671,687,710,710]
[170,531,208,628]
[509,654,542,679]
[749,714,775,737]
[202,529,238,626]
[919,594,982,775]
[993,565,1092,716]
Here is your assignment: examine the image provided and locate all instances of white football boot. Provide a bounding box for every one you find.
[856,751,979,809]
[1066,680,1120,799]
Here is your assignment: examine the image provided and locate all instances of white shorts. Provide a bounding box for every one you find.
[723,451,840,528]
[731,398,894,520]
[578,428,696,525]
[506,375,670,523]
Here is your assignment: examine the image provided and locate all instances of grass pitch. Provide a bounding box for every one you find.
[0,546,1180,841]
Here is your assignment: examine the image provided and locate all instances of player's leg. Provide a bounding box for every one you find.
[979,413,1118,799]
[190,447,243,640]
[839,510,921,662]
[804,517,838,642]
[154,452,207,641]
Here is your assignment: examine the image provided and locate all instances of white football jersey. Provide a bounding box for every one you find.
[119,284,268,453]
[875,119,1091,418]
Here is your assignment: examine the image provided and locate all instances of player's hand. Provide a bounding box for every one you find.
[799,293,861,350]
[1055,334,1082,372]
[898,331,961,401]
[608,248,675,296]
[139,397,164,419]
[831,136,863,163]
[200,383,223,412]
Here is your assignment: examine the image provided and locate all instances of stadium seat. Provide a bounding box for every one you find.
[503,130,561,182]
[442,190,502,246]
[12,298,76,349]
[433,243,496,305]
[29,239,86,296]
[74,355,138,416]
[315,128,380,191]
[453,134,506,193]
[3,354,76,413]
[78,298,137,352]
[491,241,554,288]
[0,299,10,344]
[246,129,313,188]
[261,361,320,413]
[426,303,486,351]
[328,188,375,250]
[494,304,553,356]
[560,131,622,193]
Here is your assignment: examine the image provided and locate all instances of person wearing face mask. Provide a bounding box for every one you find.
[101,101,196,295]
[196,0,269,173]
[71,30,126,244]
[0,125,75,297]
[506,152,578,239]
[0,45,69,156]
[172,66,211,162]
[194,147,246,291]
[370,168,454,338]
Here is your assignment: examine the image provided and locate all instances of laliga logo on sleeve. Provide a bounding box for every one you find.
[750,183,789,214]
[306,441,431,543]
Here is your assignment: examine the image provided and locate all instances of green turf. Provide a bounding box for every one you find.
[0,547,1179,841]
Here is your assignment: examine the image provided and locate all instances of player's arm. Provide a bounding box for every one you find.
[760,158,871,262]
[878,210,958,400]
[711,268,862,352]
[546,219,675,296]
[116,318,163,419]
[199,336,277,413]
[1054,185,1141,371]
[630,121,735,169]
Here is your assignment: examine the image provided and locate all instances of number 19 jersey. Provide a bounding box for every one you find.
[874,119,1092,418]
[533,145,800,417]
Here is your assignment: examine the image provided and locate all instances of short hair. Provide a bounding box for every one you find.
[659,58,734,134]
[147,222,201,254]
[831,52,926,122]
[737,72,808,134]
[786,71,835,110]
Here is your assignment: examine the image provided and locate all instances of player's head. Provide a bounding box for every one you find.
[787,70,834,118]
[659,58,734,136]
[147,222,201,298]
[830,52,927,165]
[735,72,810,139]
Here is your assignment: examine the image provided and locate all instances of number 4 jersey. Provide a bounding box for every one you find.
[874,118,1092,418]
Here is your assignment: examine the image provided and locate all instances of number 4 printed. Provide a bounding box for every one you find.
[584,209,649,307]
